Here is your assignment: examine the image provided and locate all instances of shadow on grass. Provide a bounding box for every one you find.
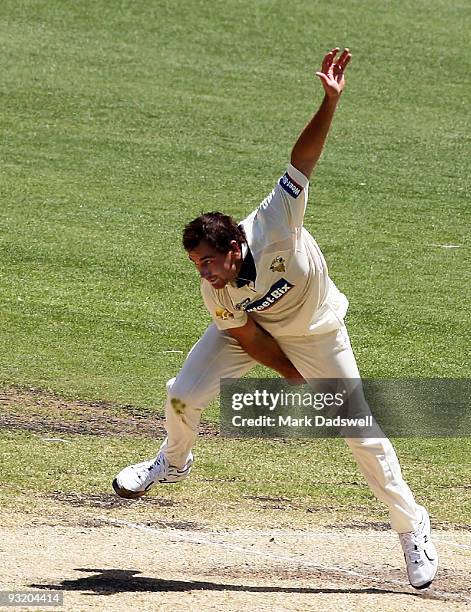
[30,567,420,598]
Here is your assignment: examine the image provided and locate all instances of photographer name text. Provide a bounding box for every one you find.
[231,414,373,428]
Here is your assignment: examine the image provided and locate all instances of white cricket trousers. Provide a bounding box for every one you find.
[159,323,421,534]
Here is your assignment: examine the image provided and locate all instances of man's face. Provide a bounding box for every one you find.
[188,240,242,290]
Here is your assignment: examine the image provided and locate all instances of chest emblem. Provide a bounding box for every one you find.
[270,256,286,273]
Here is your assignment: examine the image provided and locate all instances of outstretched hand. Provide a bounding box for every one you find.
[316,47,352,99]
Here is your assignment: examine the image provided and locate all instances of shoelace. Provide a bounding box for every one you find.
[149,454,169,475]
[399,533,425,565]
[134,461,155,480]
[132,456,166,481]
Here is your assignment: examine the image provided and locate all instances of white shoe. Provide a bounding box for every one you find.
[399,505,438,589]
[113,452,193,499]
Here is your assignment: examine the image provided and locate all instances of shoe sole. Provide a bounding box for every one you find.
[410,561,438,590]
[412,580,433,590]
[112,478,148,499]
[408,506,439,590]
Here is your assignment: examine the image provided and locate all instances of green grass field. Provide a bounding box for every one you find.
[1,428,470,528]
[0,0,470,527]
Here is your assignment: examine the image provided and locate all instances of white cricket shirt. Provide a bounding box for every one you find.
[201,163,349,338]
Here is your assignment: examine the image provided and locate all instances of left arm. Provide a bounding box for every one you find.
[290,47,352,179]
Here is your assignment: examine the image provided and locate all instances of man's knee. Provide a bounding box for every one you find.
[166,376,205,416]
[166,377,177,395]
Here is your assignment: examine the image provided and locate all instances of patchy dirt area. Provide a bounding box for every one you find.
[0,386,218,438]
[2,512,470,611]
[2,386,471,610]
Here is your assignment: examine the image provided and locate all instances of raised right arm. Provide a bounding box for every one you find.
[290,47,351,180]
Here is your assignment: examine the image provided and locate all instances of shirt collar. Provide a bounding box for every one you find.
[235,243,257,288]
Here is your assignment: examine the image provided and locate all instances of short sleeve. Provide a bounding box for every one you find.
[258,163,309,231]
[200,280,248,331]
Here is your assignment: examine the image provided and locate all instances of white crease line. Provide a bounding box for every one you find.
[232,533,471,552]
[447,542,471,550]
[452,543,471,550]
[262,531,471,552]
[429,244,463,249]
[435,540,471,551]
[114,525,471,550]
[99,517,471,604]
[431,534,471,551]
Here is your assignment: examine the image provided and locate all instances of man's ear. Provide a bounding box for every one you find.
[229,240,241,257]
[227,240,241,271]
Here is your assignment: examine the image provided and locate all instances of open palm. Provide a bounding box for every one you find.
[316,47,352,98]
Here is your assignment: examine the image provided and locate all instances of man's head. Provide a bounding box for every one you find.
[183,212,246,289]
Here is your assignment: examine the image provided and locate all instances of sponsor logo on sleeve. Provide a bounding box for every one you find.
[279,173,303,198]
[215,308,234,321]
[244,278,294,313]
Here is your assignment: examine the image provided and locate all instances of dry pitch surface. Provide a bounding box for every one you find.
[1,389,470,611]
[2,515,470,611]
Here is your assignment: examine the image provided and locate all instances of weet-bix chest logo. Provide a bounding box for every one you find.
[243,278,294,313]
[279,173,302,198]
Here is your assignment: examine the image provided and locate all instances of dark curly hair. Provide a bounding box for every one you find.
[182,211,246,253]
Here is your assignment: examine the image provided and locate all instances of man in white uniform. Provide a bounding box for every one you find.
[113,48,438,589]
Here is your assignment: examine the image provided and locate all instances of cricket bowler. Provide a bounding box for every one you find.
[113,48,438,589]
